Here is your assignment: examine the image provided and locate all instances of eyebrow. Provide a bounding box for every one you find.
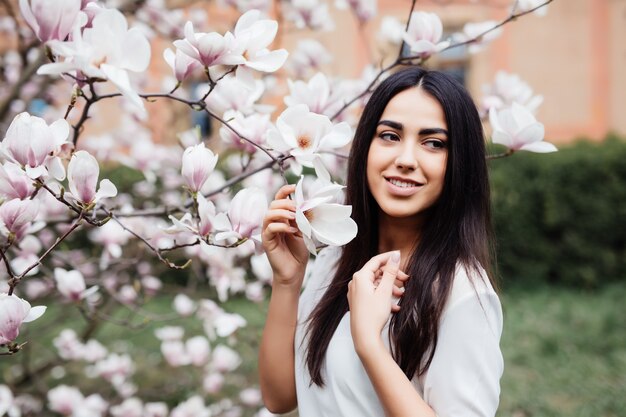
[377,120,448,137]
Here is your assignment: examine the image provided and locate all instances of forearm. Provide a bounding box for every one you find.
[357,339,436,417]
[258,279,302,413]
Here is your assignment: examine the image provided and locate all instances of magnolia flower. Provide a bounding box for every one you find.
[67,150,117,206]
[213,312,247,338]
[173,293,196,316]
[285,0,334,31]
[144,402,169,417]
[239,388,262,407]
[232,10,289,87]
[219,0,272,13]
[335,0,377,23]
[181,143,218,193]
[403,11,450,58]
[378,16,405,45]
[9,235,41,276]
[266,104,352,175]
[284,73,344,117]
[481,70,543,114]
[19,0,84,42]
[163,47,200,83]
[110,398,142,417]
[0,293,46,344]
[286,39,332,78]
[294,176,358,255]
[47,385,84,416]
[38,9,151,114]
[489,103,557,153]
[456,20,503,54]
[161,340,191,367]
[173,21,244,68]
[0,162,36,200]
[214,187,267,243]
[202,372,224,394]
[167,194,217,238]
[516,0,549,16]
[94,353,134,384]
[219,110,271,154]
[186,336,211,366]
[54,267,98,302]
[1,112,70,180]
[0,198,40,241]
[155,326,185,342]
[210,345,241,373]
[205,75,269,116]
[170,396,210,417]
[0,385,19,417]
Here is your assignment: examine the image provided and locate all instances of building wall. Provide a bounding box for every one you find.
[323,0,625,142]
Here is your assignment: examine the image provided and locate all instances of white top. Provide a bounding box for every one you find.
[294,247,504,417]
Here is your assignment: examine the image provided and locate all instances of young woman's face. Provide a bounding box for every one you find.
[366,87,448,223]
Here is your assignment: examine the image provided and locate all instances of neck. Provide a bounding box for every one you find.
[377,212,423,270]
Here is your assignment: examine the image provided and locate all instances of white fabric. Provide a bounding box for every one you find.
[294,247,504,417]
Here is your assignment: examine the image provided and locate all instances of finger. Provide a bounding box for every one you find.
[263,209,297,225]
[269,199,296,211]
[392,285,405,297]
[377,251,401,294]
[360,251,401,278]
[391,303,401,313]
[393,278,405,289]
[397,270,409,281]
[274,184,296,200]
[264,223,299,237]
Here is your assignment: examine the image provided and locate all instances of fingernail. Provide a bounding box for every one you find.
[391,250,400,263]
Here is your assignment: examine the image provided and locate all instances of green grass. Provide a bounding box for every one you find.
[2,283,625,416]
[498,283,626,417]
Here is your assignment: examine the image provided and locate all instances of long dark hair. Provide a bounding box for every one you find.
[305,67,494,386]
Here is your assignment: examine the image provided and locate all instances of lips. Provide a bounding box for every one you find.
[384,176,423,188]
[383,176,424,197]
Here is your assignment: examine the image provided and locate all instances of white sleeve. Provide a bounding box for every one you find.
[422,290,504,417]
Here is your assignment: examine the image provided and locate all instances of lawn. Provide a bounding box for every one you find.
[2,282,624,416]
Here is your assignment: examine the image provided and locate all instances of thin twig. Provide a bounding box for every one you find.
[8,211,85,294]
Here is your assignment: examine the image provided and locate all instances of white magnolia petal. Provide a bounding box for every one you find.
[514,122,545,147]
[519,141,558,153]
[95,179,118,201]
[310,208,357,246]
[313,156,331,183]
[46,157,66,181]
[23,305,46,323]
[235,65,256,90]
[245,49,288,73]
[295,209,312,238]
[121,27,151,72]
[100,64,145,114]
[319,121,352,149]
[173,39,200,62]
[303,234,318,256]
[491,130,513,148]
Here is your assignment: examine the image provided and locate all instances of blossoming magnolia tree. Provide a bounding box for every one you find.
[0,0,556,415]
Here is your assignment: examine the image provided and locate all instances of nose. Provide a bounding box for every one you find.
[394,143,418,171]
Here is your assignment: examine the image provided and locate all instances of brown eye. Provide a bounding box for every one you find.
[424,139,447,149]
[378,131,400,142]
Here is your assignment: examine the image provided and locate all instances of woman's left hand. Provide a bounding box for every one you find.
[347,250,408,349]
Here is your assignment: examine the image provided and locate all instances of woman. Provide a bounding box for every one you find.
[259,67,503,417]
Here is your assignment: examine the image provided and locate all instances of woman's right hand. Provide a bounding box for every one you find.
[261,184,309,287]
